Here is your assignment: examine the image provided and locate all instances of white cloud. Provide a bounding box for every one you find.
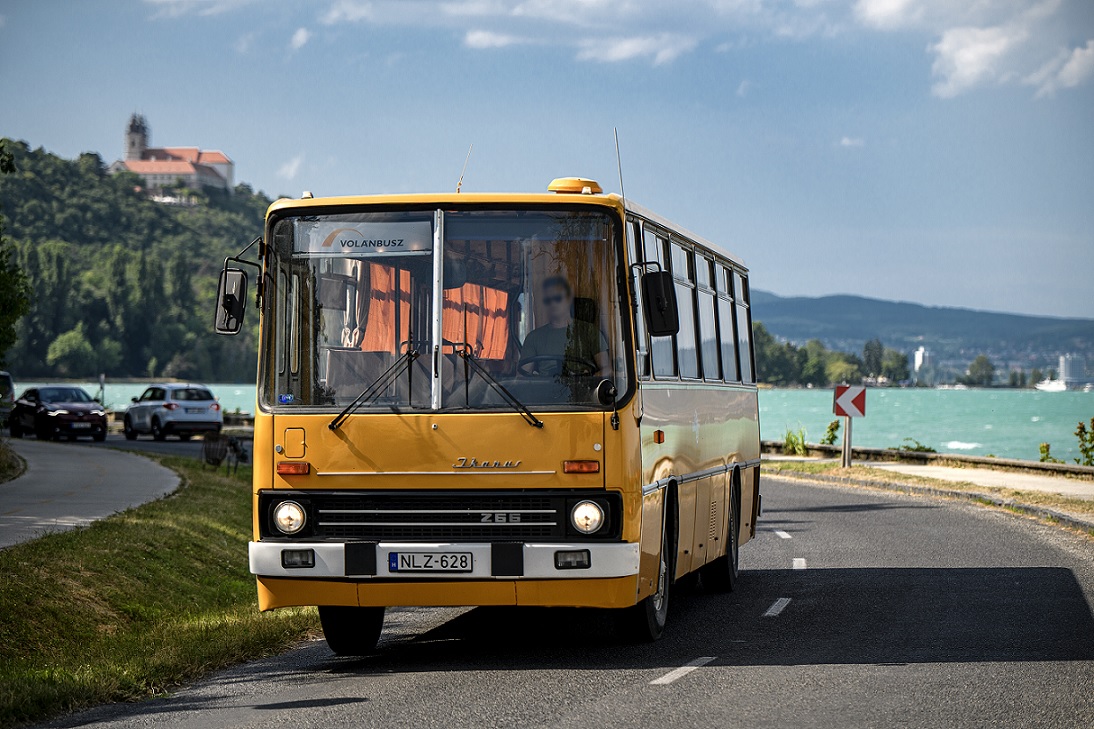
[464,29,523,49]
[290,27,311,50]
[234,31,256,54]
[278,155,304,181]
[322,0,373,25]
[853,0,921,30]
[839,136,865,147]
[577,34,698,65]
[736,79,752,96]
[1056,39,1094,88]
[144,0,253,18]
[929,24,1027,98]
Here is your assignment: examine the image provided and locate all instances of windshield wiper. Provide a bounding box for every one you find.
[329,349,419,431]
[455,345,543,429]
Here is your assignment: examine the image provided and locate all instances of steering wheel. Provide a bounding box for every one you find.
[518,355,598,377]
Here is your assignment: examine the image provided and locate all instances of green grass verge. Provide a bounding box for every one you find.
[0,456,319,728]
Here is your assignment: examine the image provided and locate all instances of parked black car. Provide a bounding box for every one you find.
[9,386,108,442]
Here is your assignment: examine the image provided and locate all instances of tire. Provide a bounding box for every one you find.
[35,423,51,440]
[701,473,741,593]
[92,433,106,442]
[123,416,138,441]
[621,497,674,642]
[178,433,192,442]
[319,606,385,656]
[151,418,166,442]
[9,420,22,438]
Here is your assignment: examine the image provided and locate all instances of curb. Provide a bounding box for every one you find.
[768,468,1094,535]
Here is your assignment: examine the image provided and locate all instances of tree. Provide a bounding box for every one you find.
[1030,367,1043,386]
[826,357,862,385]
[0,140,31,367]
[881,349,910,382]
[46,323,96,376]
[966,355,995,387]
[863,338,884,377]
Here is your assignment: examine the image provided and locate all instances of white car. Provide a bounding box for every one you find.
[124,384,223,441]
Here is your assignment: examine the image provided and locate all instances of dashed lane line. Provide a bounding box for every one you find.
[650,656,717,685]
[792,557,807,570]
[775,530,792,539]
[762,597,792,617]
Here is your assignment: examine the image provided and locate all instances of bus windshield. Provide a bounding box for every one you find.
[263,208,628,412]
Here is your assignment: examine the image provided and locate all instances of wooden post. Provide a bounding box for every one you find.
[841,415,853,468]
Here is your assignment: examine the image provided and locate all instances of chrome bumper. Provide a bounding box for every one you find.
[249,541,640,580]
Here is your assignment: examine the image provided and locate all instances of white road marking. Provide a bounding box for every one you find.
[763,597,792,617]
[792,558,807,570]
[775,530,792,539]
[650,656,717,685]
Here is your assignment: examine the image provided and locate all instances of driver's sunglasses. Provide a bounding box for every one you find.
[544,295,566,305]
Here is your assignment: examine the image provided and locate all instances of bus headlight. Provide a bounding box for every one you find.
[571,500,604,535]
[273,501,306,535]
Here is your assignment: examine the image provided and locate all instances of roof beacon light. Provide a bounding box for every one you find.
[548,177,602,195]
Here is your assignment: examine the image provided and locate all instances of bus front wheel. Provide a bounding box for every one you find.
[622,503,674,642]
[319,605,385,656]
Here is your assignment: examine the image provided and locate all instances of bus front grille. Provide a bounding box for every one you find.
[258,490,621,542]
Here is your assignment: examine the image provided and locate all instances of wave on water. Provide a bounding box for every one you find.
[944,441,982,451]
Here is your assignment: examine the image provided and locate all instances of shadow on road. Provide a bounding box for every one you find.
[318,566,1094,675]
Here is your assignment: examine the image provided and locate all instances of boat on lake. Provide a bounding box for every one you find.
[1034,379,1067,392]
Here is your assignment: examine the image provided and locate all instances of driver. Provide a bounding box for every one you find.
[520,276,611,377]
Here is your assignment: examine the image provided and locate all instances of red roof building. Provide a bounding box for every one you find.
[110,114,234,192]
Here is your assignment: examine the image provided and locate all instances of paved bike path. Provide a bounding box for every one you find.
[0,438,179,549]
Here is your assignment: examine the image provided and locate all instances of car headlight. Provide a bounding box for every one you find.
[570,500,605,535]
[90,409,106,416]
[273,501,307,535]
[48,409,69,416]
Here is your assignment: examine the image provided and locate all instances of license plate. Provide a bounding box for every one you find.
[388,552,473,573]
[186,408,204,414]
[71,422,92,429]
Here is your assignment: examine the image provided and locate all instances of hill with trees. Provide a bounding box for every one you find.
[0,139,265,381]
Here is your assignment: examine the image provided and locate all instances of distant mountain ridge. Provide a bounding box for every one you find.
[750,290,1094,369]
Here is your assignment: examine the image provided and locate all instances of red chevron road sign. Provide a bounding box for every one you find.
[833,385,866,418]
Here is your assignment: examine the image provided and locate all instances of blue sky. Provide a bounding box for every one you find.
[1,0,1092,318]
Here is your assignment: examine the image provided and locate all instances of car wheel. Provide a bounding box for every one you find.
[151,418,166,442]
[123,416,138,441]
[93,432,106,443]
[35,422,51,440]
[9,420,22,438]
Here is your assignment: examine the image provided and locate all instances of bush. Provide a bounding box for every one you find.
[820,420,840,446]
[783,426,808,456]
[1075,419,1094,467]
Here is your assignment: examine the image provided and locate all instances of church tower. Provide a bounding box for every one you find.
[125,114,149,160]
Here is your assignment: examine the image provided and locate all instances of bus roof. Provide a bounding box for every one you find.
[267,189,747,271]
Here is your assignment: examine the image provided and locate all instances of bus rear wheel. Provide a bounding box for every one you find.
[701,475,740,592]
[319,606,385,656]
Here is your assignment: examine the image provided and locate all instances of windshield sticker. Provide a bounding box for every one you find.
[294,220,433,256]
[278,393,294,404]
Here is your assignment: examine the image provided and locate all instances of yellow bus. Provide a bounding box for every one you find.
[215,176,760,654]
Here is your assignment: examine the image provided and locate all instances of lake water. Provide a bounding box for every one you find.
[11,381,1093,463]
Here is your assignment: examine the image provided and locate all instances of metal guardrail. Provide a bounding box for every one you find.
[760,440,1094,479]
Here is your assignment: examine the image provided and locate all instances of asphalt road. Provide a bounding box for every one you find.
[37,477,1094,729]
[0,437,178,549]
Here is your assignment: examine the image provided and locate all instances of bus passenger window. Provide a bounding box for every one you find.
[718,266,738,382]
[671,243,699,379]
[733,272,754,384]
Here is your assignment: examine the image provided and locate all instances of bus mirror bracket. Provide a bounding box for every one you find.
[633,263,679,337]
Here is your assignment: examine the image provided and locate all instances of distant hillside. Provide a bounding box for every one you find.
[751,290,1094,370]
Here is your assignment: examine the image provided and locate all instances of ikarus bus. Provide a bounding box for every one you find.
[214,176,761,654]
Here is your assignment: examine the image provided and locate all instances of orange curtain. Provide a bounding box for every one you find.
[360,264,411,353]
[442,283,509,360]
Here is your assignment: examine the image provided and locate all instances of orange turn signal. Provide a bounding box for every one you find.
[276,461,311,475]
[563,460,600,474]
[653,430,665,444]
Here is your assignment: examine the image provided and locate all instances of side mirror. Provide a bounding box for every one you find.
[131,396,138,403]
[595,379,617,407]
[214,268,248,335]
[641,271,679,337]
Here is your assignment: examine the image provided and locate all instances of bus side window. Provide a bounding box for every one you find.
[697,257,720,381]
[671,241,699,379]
[718,266,739,382]
[627,220,649,379]
[733,271,754,383]
[646,227,676,379]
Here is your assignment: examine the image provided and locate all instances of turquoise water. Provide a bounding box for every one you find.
[12,381,1093,463]
[759,388,1093,463]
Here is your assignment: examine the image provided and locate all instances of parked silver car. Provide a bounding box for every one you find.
[123,384,223,441]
